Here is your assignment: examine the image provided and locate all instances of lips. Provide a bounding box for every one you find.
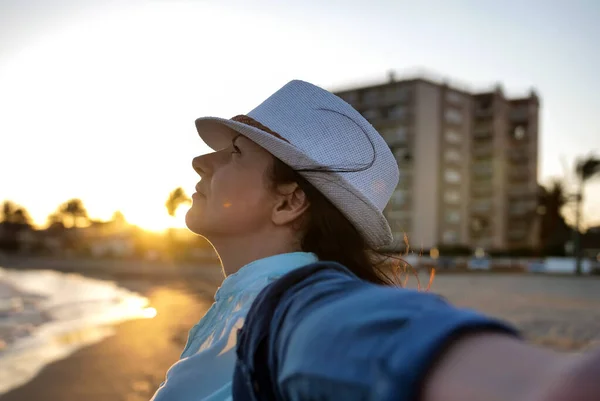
[194,183,207,197]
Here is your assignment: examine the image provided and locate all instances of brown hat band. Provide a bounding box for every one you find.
[231,115,290,144]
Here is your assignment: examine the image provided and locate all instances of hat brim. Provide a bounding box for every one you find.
[194,117,394,249]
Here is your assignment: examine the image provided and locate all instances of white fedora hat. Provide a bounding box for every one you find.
[194,80,399,249]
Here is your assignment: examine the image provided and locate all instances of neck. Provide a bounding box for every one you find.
[209,230,302,276]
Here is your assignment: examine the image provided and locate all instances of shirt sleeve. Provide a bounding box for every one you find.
[268,269,520,401]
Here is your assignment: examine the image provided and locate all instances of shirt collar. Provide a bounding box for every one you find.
[215,252,318,301]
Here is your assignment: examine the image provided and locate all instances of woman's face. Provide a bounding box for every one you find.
[186,133,277,239]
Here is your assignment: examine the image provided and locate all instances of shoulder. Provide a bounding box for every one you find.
[237,261,519,400]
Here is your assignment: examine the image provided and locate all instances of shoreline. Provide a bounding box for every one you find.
[0,254,226,287]
[0,266,219,401]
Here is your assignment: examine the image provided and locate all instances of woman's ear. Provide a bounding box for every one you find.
[272,183,310,226]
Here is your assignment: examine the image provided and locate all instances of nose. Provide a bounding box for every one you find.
[192,154,211,178]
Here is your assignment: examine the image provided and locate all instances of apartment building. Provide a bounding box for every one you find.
[334,75,540,252]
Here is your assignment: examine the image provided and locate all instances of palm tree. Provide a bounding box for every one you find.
[111,211,127,226]
[165,188,191,253]
[1,200,32,226]
[12,208,31,225]
[574,154,600,274]
[538,180,570,254]
[165,187,191,218]
[58,198,89,228]
[1,201,16,223]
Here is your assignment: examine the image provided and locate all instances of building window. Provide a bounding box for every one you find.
[445,90,463,105]
[444,169,461,183]
[444,190,460,204]
[445,210,461,224]
[443,230,459,244]
[472,182,493,196]
[340,92,358,104]
[445,129,461,144]
[382,126,407,146]
[362,109,380,121]
[364,89,379,104]
[390,189,406,206]
[445,108,463,124]
[513,125,526,140]
[510,106,528,120]
[473,161,493,177]
[384,86,410,102]
[393,148,411,163]
[444,149,461,162]
[388,105,408,120]
[472,200,492,213]
[397,169,408,186]
[387,210,410,220]
[508,228,527,239]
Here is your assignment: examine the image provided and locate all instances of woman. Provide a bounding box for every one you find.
[152,80,600,401]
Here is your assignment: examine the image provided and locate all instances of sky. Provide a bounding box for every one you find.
[1,0,599,231]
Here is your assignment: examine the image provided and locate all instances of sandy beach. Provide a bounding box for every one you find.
[0,257,223,401]
[1,257,599,401]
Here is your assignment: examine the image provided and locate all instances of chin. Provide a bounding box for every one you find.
[185,207,205,235]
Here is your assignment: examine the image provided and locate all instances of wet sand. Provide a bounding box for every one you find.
[1,260,599,400]
[0,265,222,401]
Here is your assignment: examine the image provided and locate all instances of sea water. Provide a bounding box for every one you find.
[0,266,156,395]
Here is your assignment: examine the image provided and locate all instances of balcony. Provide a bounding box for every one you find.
[507,228,528,240]
[472,200,492,214]
[338,91,360,106]
[508,185,532,198]
[444,108,464,125]
[510,107,529,122]
[363,89,380,105]
[473,145,493,158]
[386,105,410,121]
[361,108,383,123]
[472,183,493,197]
[508,200,537,217]
[383,86,412,104]
[509,149,530,163]
[381,126,408,147]
[509,167,530,181]
[473,163,493,178]
[473,128,493,139]
[475,107,494,118]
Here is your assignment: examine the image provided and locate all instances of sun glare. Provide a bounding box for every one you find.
[128,204,190,233]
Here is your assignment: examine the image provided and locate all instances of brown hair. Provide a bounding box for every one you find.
[268,157,396,285]
[233,114,418,287]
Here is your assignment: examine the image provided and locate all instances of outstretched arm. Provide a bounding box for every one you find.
[421,331,589,401]
[251,269,600,401]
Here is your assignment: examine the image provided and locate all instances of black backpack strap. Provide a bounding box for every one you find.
[232,261,356,401]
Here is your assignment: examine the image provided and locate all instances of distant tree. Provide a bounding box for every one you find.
[1,200,16,223]
[0,201,32,252]
[56,198,89,228]
[577,155,600,183]
[12,208,31,225]
[574,154,600,274]
[47,212,65,227]
[165,187,191,218]
[1,200,32,226]
[111,211,127,226]
[538,179,570,255]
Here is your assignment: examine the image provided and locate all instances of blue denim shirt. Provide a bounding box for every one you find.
[151,252,318,401]
[233,262,520,401]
